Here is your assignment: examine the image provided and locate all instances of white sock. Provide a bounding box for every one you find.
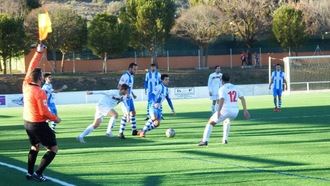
[80,124,94,138]
[223,119,231,142]
[106,117,116,134]
[202,124,213,142]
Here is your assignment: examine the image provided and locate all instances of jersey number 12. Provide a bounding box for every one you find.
[228,91,237,102]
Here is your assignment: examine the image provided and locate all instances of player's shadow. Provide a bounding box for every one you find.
[0,155,102,186]
[179,150,305,167]
[143,175,164,186]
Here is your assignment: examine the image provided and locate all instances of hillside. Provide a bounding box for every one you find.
[0,68,268,94]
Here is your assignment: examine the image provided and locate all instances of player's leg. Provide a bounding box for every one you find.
[128,98,138,135]
[77,107,104,143]
[24,122,40,179]
[273,89,279,111]
[119,102,129,139]
[277,90,283,111]
[146,92,151,120]
[33,123,58,181]
[198,112,224,146]
[140,108,161,137]
[222,118,230,144]
[106,109,118,137]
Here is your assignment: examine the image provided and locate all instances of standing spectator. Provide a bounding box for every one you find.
[254,52,260,67]
[247,50,252,66]
[240,51,247,67]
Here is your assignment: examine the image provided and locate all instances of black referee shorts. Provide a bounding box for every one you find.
[24,121,57,148]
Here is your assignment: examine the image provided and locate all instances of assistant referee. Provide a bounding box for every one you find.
[23,44,61,182]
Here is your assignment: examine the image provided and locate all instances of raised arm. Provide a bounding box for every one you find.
[24,44,46,84]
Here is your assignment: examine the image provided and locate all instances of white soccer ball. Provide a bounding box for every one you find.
[165,128,175,138]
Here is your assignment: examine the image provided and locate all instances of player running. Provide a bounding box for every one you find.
[23,44,61,182]
[144,64,161,120]
[139,74,175,138]
[118,63,138,139]
[269,64,287,112]
[42,73,67,131]
[198,73,250,146]
[208,66,222,113]
[77,84,130,143]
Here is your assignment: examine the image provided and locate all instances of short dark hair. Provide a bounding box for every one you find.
[150,64,156,67]
[276,64,281,66]
[128,63,138,69]
[120,84,130,90]
[215,65,220,69]
[30,68,42,83]
[44,73,52,79]
[222,73,230,82]
[161,74,169,80]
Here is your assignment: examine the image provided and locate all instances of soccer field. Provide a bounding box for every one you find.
[0,92,330,186]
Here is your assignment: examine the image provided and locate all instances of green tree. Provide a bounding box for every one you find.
[25,4,87,73]
[172,5,225,68]
[122,0,176,64]
[0,14,25,74]
[88,13,130,73]
[272,5,306,54]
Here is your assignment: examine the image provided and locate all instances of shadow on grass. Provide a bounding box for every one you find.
[143,175,164,186]
[180,150,305,167]
[0,115,15,118]
[0,155,102,186]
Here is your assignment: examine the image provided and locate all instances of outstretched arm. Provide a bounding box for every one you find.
[165,95,175,114]
[24,44,46,83]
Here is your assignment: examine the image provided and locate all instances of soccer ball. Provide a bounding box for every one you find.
[165,128,175,138]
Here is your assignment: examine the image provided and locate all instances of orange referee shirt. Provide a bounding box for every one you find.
[23,51,58,123]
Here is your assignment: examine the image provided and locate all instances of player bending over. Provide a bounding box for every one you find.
[77,84,130,143]
[42,73,67,131]
[118,63,138,139]
[269,64,287,112]
[139,74,175,138]
[208,66,222,113]
[198,73,250,146]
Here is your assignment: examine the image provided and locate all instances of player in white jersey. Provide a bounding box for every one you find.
[139,74,175,137]
[144,64,161,120]
[269,64,287,112]
[76,84,129,143]
[208,66,222,113]
[42,73,67,131]
[198,73,250,146]
[118,63,138,139]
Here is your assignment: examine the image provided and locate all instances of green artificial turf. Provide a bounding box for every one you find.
[0,92,329,186]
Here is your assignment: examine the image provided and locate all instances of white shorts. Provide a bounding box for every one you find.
[210,110,239,124]
[94,106,112,119]
[209,90,218,100]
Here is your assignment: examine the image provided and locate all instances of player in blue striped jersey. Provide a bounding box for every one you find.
[139,74,175,138]
[269,64,287,112]
[144,64,161,120]
[118,63,138,139]
[42,73,67,131]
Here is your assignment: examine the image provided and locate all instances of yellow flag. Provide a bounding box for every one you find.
[38,12,52,41]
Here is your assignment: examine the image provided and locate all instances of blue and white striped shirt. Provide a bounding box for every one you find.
[271,71,285,90]
[118,71,134,95]
[144,71,161,94]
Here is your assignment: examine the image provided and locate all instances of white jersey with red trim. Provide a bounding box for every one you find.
[218,83,243,113]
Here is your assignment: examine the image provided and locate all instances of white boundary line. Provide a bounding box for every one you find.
[0,161,75,186]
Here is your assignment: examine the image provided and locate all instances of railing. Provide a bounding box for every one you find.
[290,81,330,92]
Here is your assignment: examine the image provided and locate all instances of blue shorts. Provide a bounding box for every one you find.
[125,97,135,112]
[149,107,162,120]
[48,103,58,116]
[273,89,283,97]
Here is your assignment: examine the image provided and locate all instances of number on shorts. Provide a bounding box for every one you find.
[228,91,237,102]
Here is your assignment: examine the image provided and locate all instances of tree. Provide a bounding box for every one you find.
[272,5,306,54]
[0,14,25,74]
[172,5,225,68]
[88,13,130,73]
[122,0,176,64]
[25,4,86,73]
[215,0,274,48]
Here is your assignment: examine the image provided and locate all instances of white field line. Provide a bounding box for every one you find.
[0,161,75,186]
